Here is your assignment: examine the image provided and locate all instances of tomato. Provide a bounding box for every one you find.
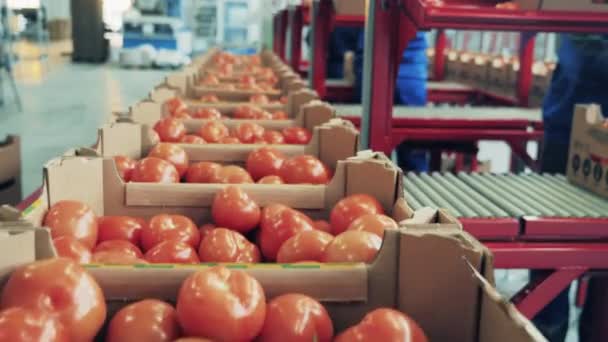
[0,307,68,342]
[347,214,397,238]
[258,175,284,184]
[272,110,288,120]
[198,228,261,263]
[144,240,200,264]
[92,251,147,265]
[198,223,216,241]
[113,155,136,182]
[335,308,428,342]
[279,155,330,185]
[212,186,261,233]
[313,220,332,234]
[43,200,98,250]
[218,136,241,144]
[94,240,143,258]
[322,231,381,263]
[199,121,229,143]
[130,157,180,183]
[148,143,190,178]
[254,110,273,120]
[180,135,206,144]
[141,214,200,251]
[106,299,180,342]
[200,94,220,103]
[165,97,187,116]
[263,130,285,144]
[280,96,288,104]
[154,117,186,143]
[214,165,254,184]
[202,74,220,86]
[282,127,312,145]
[97,215,144,246]
[233,122,265,143]
[185,162,222,183]
[276,230,334,263]
[192,107,222,119]
[259,204,315,261]
[0,258,106,341]
[240,75,257,87]
[176,266,266,341]
[330,194,385,235]
[259,294,333,342]
[149,128,161,145]
[52,236,91,263]
[173,111,192,119]
[233,105,261,119]
[246,147,286,180]
[250,94,270,105]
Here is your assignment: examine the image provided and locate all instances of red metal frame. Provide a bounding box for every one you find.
[432,29,447,81]
[523,217,608,240]
[273,9,289,61]
[459,217,520,240]
[311,0,334,99]
[289,6,304,72]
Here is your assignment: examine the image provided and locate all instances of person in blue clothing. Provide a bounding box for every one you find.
[533,34,608,342]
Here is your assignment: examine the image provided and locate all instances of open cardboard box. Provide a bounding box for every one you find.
[567,104,608,198]
[0,135,22,206]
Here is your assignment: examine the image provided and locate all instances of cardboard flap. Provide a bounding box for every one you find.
[166,73,189,94]
[100,123,143,159]
[0,135,20,184]
[130,100,163,126]
[473,263,548,342]
[181,143,305,163]
[299,101,335,130]
[150,86,178,103]
[315,119,359,169]
[289,89,318,118]
[0,205,21,221]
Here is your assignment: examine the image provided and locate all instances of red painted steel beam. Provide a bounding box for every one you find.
[290,6,304,72]
[276,10,289,61]
[459,218,520,241]
[433,29,447,81]
[517,32,535,107]
[487,242,608,269]
[311,0,334,99]
[523,217,608,240]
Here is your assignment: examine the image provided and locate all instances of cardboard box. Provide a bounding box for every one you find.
[457,53,476,85]
[529,61,554,108]
[333,0,366,15]
[517,0,608,12]
[445,50,461,81]
[469,54,491,89]
[567,104,608,197]
[0,135,22,206]
[487,57,512,95]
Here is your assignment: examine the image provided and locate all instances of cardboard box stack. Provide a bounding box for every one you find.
[0,48,545,341]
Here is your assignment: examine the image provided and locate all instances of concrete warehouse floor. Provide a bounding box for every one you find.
[0,40,579,342]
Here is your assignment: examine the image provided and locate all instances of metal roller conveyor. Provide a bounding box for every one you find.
[496,174,572,217]
[403,176,442,210]
[544,174,608,213]
[406,172,463,217]
[418,173,478,218]
[457,173,529,217]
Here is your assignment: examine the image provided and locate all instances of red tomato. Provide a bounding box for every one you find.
[246,147,286,180]
[218,136,241,144]
[313,220,332,234]
[106,299,180,342]
[192,107,222,119]
[154,117,186,142]
[259,294,333,342]
[233,105,261,119]
[43,200,98,250]
[165,97,187,116]
[199,121,229,143]
[198,228,261,263]
[52,236,92,263]
[240,75,257,88]
[185,162,222,183]
[130,157,180,183]
[92,251,147,265]
[347,214,397,238]
[276,230,334,263]
[322,231,381,263]
[94,240,143,258]
[141,214,200,251]
[263,130,285,144]
[282,127,312,145]
[279,155,330,185]
[250,94,270,105]
[144,240,200,264]
[258,175,284,184]
[97,216,144,246]
[212,186,261,233]
[0,258,106,341]
[254,110,273,120]
[176,266,266,341]
[173,111,192,119]
[233,122,265,143]
[0,307,68,342]
[259,204,315,261]
[272,110,288,120]
[113,155,136,182]
[180,135,206,144]
[335,308,428,342]
[214,165,254,184]
[280,96,288,104]
[198,223,216,241]
[330,194,385,235]
[148,143,190,178]
[202,74,220,86]
[200,94,220,103]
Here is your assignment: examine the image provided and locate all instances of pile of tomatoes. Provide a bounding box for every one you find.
[113,145,331,185]
[166,97,289,121]
[0,260,428,341]
[44,186,398,265]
